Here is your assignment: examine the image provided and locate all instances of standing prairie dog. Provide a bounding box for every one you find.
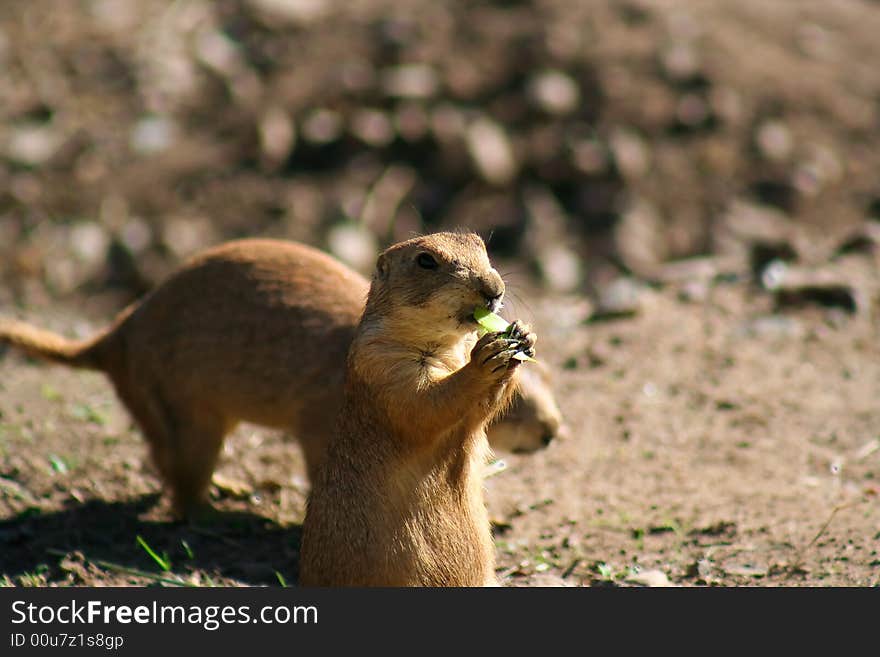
[0,238,561,517]
[299,231,537,587]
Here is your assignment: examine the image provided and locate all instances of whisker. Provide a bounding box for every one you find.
[503,290,535,321]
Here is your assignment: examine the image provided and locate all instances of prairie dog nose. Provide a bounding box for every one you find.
[540,415,561,446]
[477,270,505,312]
[485,291,504,313]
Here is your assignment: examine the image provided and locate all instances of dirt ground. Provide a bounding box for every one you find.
[1,0,880,587]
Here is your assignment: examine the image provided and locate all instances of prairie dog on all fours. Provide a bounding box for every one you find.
[0,238,560,517]
[299,231,537,587]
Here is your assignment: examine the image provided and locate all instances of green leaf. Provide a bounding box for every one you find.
[473,306,537,362]
[473,306,511,334]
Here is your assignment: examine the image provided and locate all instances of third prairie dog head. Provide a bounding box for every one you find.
[365,232,505,345]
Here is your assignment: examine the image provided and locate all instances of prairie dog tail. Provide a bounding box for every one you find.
[0,318,110,371]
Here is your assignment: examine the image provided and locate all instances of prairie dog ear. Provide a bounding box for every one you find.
[376,252,389,280]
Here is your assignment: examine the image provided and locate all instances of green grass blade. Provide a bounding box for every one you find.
[136,535,171,572]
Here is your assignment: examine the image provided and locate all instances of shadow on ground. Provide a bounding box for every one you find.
[0,496,301,586]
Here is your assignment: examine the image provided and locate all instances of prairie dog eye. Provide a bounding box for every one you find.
[416,253,439,270]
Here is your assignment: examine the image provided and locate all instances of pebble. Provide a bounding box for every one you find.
[326,222,378,273]
[162,215,215,259]
[120,217,153,254]
[301,108,343,144]
[350,108,394,147]
[591,277,644,320]
[259,106,296,165]
[609,128,649,178]
[69,222,110,266]
[615,199,666,276]
[662,43,700,82]
[536,244,582,293]
[625,569,673,587]
[528,69,580,115]
[211,473,253,498]
[381,64,439,99]
[130,116,176,155]
[465,117,517,186]
[756,121,793,161]
[248,0,329,24]
[195,29,242,78]
[7,124,59,165]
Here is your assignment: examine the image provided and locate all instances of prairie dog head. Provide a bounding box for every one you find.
[365,232,505,343]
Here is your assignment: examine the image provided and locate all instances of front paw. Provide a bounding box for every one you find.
[506,320,537,361]
[469,320,537,381]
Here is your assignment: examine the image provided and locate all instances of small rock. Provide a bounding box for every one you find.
[615,199,666,277]
[381,64,438,99]
[301,108,342,144]
[350,109,394,147]
[162,216,215,259]
[7,124,60,165]
[528,69,580,115]
[70,222,110,267]
[211,473,253,499]
[536,245,582,293]
[590,277,644,321]
[248,0,329,24]
[259,106,296,166]
[662,43,700,81]
[760,259,789,290]
[119,217,153,254]
[609,128,649,178]
[466,117,517,186]
[723,563,768,578]
[326,222,378,273]
[130,116,176,155]
[195,29,242,78]
[756,121,793,161]
[626,569,673,587]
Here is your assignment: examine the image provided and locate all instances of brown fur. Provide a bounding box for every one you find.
[0,238,559,518]
[299,232,537,587]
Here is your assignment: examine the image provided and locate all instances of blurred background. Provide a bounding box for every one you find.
[3,1,880,588]
[1,0,879,314]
